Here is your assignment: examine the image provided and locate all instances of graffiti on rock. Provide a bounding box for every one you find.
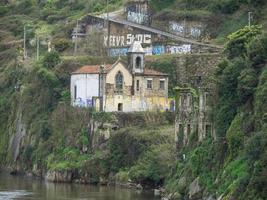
[108,48,128,57]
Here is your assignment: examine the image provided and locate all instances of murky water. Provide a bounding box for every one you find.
[0,172,159,200]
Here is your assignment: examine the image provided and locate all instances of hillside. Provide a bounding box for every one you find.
[0,1,267,200]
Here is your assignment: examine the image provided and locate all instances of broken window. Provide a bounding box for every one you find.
[136,56,141,68]
[147,79,152,89]
[159,80,165,90]
[74,85,77,99]
[115,71,123,90]
[136,80,140,91]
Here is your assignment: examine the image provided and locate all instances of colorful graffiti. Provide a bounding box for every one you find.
[152,45,165,55]
[74,98,93,107]
[104,34,152,47]
[108,48,128,57]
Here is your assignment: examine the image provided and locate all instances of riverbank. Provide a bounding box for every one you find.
[0,172,159,200]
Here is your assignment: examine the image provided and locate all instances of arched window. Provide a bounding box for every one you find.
[136,56,141,68]
[115,71,123,90]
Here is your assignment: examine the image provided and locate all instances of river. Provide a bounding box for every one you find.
[0,172,160,200]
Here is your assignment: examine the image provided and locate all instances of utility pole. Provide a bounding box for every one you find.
[248,11,252,27]
[23,25,27,60]
[74,19,79,56]
[106,0,110,56]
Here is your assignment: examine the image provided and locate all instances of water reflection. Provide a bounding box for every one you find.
[0,172,159,200]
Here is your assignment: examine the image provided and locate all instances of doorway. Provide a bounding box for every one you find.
[118,103,123,111]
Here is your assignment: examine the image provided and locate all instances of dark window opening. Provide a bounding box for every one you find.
[136,56,141,68]
[136,80,140,91]
[160,80,165,90]
[118,103,123,111]
[74,85,77,99]
[147,80,152,89]
[205,124,212,137]
[115,71,123,90]
[187,124,191,136]
[205,92,212,107]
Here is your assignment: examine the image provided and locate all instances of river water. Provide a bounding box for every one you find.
[0,172,159,200]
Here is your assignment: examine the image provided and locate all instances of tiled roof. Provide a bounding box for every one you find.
[143,68,168,76]
[72,64,113,74]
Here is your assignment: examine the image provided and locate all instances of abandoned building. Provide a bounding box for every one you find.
[174,87,216,147]
[125,0,151,25]
[70,41,169,112]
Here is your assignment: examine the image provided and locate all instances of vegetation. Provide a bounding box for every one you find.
[0,1,266,200]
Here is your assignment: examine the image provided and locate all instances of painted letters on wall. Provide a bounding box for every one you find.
[127,11,150,25]
[166,45,191,54]
[169,21,202,39]
[103,34,152,47]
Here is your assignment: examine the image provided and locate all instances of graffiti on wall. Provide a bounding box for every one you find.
[191,27,201,38]
[152,45,165,55]
[74,98,93,107]
[166,45,191,54]
[104,34,152,47]
[169,21,184,34]
[127,11,149,25]
[169,21,202,39]
[108,48,128,57]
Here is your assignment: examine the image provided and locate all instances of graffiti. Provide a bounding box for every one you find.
[144,46,153,55]
[74,98,93,107]
[74,98,86,107]
[169,21,184,34]
[108,46,153,56]
[108,48,128,57]
[152,45,165,55]
[104,34,151,47]
[127,11,149,25]
[170,21,202,38]
[167,45,191,54]
[191,27,201,38]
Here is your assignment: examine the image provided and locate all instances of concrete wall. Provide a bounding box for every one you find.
[71,74,99,107]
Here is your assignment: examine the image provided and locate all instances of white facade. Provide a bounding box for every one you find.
[71,74,99,107]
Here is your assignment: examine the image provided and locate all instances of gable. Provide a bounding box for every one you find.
[106,62,132,86]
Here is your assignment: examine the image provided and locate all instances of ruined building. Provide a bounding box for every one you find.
[172,53,221,146]
[70,41,169,112]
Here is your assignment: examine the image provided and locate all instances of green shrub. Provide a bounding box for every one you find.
[226,114,244,159]
[129,144,175,185]
[42,51,61,69]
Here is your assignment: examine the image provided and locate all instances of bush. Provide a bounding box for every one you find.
[53,39,72,52]
[42,51,61,69]
[237,68,258,104]
[129,144,175,185]
[226,114,244,159]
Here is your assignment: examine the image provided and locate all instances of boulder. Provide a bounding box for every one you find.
[188,177,202,199]
[45,170,73,183]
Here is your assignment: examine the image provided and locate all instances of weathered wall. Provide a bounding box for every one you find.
[71,74,99,107]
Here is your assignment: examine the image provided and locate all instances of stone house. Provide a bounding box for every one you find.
[174,87,216,147]
[70,41,169,112]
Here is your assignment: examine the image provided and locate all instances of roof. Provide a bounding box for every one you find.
[72,64,113,74]
[142,68,168,76]
[128,40,145,53]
